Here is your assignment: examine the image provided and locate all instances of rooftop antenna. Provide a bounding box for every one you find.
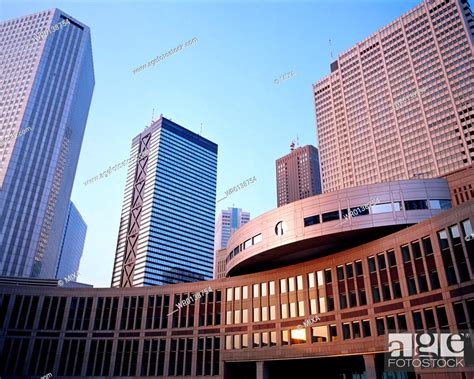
[296,134,300,148]
[151,108,155,124]
[329,38,334,60]
[200,123,203,135]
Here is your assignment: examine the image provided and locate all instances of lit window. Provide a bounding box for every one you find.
[288,277,295,292]
[269,281,275,295]
[297,275,303,290]
[253,284,259,298]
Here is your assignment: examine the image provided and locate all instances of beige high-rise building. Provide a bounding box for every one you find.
[313,0,474,193]
[276,144,322,206]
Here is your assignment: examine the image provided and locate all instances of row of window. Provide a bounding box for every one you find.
[225,233,262,264]
[304,199,451,227]
[1,336,220,377]
[224,218,473,320]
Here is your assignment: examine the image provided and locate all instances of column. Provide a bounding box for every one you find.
[363,354,377,379]
[256,361,269,379]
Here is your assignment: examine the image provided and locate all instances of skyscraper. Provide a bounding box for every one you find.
[56,201,87,281]
[0,9,95,278]
[112,116,218,287]
[313,0,474,193]
[276,144,322,207]
[214,207,250,251]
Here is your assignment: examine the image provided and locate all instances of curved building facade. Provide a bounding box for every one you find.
[0,177,473,379]
[224,179,452,276]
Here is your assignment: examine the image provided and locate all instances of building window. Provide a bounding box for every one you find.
[312,325,328,342]
[342,323,350,340]
[225,335,232,350]
[371,202,393,214]
[377,254,386,270]
[382,284,391,301]
[387,250,396,267]
[253,284,259,298]
[401,245,411,262]
[296,275,303,290]
[411,241,422,259]
[407,277,417,295]
[324,269,332,284]
[281,303,288,319]
[413,311,423,330]
[429,199,451,209]
[429,271,440,290]
[269,281,275,295]
[422,237,433,255]
[418,274,428,293]
[358,289,367,305]
[397,314,407,331]
[404,200,428,210]
[253,333,260,348]
[304,215,320,227]
[242,286,248,299]
[368,257,376,273]
[355,261,363,276]
[436,306,449,328]
[376,318,385,336]
[341,209,349,219]
[253,234,262,244]
[337,266,344,281]
[437,230,449,250]
[362,320,371,337]
[253,308,260,322]
[372,286,380,303]
[322,210,340,222]
[424,309,436,330]
[329,324,338,341]
[350,206,369,217]
[280,279,287,293]
[346,263,354,279]
[392,282,402,299]
[461,219,473,240]
[244,239,252,249]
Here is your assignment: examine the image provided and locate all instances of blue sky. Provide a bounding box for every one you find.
[1,0,421,287]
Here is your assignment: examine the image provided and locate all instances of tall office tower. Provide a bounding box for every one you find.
[56,201,87,281]
[276,144,322,207]
[112,116,218,287]
[313,0,474,193]
[214,207,250,251]
[0,10,95,278]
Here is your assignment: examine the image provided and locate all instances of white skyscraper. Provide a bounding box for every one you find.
[214,207,250,251]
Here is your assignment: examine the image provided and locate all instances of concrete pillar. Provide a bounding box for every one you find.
[363,354,377,379]
[256,361,269,379]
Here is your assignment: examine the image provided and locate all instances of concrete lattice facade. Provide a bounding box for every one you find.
[0,194,472,378]
[313,0,474,193]
[112,116,218,288]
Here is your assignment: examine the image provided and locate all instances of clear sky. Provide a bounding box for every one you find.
[1,0,421,287]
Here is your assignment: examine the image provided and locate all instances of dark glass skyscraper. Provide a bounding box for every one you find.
[56,201,87,281]
[0,9,95,278]
[112,116,218,287]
